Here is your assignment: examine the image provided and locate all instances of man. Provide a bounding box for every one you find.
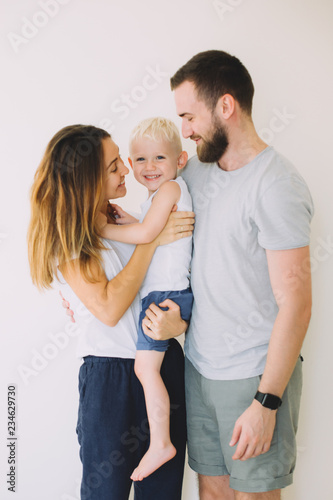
[171,50,313,499]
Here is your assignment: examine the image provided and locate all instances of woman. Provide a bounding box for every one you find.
[27,124,194,499]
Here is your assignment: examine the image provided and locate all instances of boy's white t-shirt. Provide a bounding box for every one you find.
[139,176,193,299]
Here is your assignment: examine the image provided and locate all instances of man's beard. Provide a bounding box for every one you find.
[196,117,229,164]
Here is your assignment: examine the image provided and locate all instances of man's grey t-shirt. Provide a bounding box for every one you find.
[181,146,314,380]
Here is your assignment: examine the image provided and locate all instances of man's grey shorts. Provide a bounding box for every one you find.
[185,356,303,493]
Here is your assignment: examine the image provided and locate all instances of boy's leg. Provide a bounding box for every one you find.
[134,338,186,500]
[131,350,176,481]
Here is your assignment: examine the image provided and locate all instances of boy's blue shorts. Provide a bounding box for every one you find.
[137,287,193,352]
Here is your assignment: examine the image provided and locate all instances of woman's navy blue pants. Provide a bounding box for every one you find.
[76,339,186,500]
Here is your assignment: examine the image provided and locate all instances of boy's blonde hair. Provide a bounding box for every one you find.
[129,117,182,154]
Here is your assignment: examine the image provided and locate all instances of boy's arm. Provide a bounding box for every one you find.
[101,181,181,244]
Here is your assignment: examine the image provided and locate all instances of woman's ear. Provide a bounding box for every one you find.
[177,151,188,170]
[128,157,133,169]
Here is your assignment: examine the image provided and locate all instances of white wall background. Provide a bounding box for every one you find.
[1,0,332,498]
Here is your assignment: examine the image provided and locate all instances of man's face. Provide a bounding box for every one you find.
[174,81,229,163]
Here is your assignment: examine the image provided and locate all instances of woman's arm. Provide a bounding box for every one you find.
[60,242,156,327]
[101,181,181,244]
[59,210,194,327]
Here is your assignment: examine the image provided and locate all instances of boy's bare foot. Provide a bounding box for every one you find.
[130,443,176,481]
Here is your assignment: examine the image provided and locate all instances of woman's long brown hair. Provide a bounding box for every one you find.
[27,124,110,289]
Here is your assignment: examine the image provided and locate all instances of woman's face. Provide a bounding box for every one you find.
[102,137,129,201]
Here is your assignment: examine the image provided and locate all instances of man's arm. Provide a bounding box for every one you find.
[101,181,181,244]
[230,245,312,461]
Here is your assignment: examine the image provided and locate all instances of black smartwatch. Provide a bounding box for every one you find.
[254,391,282,410]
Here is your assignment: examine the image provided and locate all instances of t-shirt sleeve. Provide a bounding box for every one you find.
[254,175,314,250]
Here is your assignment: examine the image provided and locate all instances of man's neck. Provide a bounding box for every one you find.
[218,121,268,172]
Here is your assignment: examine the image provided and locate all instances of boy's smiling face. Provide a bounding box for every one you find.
[129,137,181,195]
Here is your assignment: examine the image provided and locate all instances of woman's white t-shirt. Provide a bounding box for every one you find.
[56,240,139,360]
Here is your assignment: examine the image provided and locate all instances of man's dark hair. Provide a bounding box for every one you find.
[170,50,255,115]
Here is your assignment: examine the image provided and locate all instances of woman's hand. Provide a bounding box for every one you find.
[142,299,188,341]
[153,208,195,247]
[59,291,75,323]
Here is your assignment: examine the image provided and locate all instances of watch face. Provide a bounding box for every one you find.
[263,394,279,409]
[256,391,282,409]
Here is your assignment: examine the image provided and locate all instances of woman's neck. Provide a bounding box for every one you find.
[101,200,109,215]
[101,199,117,225]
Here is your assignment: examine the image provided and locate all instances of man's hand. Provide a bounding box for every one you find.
[142,299,188,341]
[229,399,277,461]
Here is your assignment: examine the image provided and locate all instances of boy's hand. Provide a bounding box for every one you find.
[108,203,139,225]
